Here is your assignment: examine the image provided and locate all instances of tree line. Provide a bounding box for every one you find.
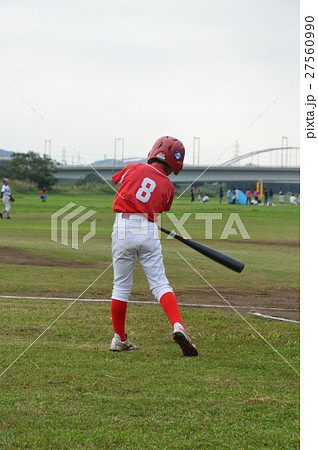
[1,151,59,189]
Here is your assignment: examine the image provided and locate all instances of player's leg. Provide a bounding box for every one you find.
[110,222,137,351]
[4,197,11,218]
[137,228,181,323]
[111,252,135,338]
[138,226,198,356]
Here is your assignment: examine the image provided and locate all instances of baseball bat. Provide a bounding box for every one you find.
[158,226,245,273]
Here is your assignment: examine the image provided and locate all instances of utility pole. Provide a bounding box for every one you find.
[114,138,124,165]
[281,136,288,167]
[193,137,200,165]
[234,141,239,165]
[62,147,67,166]
[44,140,51,157]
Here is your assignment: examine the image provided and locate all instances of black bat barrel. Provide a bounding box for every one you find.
[159,226,245,273]
[174,235,245,273]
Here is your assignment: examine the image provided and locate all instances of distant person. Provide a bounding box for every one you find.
[290,194,297,205]
[226,188,231,204]
[254,188,259,203]
[40,187,47,202]
[202,195,209,204]
[268,188,273,206]
[279,189,284,205]
[190,186,195,203]
[0,178,14,219]
[245,188,251,204]
[219,187,224,204]
[263,187,269,205]
[197,189,202,202]
[231,188,237,204]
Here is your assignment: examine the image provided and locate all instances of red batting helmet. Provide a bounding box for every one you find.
[147,136,185,175]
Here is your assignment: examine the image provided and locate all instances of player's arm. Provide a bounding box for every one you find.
[163,185,175,211]
[112,163,134,185]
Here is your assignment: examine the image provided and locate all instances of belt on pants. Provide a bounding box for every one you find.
[120,213,153,222]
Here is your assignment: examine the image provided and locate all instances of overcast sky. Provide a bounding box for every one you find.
[1,0,300,165]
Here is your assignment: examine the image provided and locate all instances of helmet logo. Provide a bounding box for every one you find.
[173,150,183,160]
[156,152,166,160]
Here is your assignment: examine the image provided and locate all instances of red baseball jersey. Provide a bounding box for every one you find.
[112,163,175,221]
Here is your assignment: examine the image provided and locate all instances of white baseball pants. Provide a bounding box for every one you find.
[111,213,173,302]
[2,195,11,213]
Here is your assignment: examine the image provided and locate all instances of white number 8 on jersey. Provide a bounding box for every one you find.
[136,177,156,203]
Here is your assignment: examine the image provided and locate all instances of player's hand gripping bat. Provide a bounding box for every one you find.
[158,226,245,273]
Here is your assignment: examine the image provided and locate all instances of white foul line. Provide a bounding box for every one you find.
[249,312,300,324]
[0,294,299,314]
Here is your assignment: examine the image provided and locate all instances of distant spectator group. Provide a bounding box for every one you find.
[189,184,299,206]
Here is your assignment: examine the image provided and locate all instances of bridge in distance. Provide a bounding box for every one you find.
[57,165,300,184]
[56,147,300,184]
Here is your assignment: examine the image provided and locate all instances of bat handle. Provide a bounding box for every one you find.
[158,225,174,236]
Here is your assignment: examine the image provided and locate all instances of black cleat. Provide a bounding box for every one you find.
[173,326,198,357]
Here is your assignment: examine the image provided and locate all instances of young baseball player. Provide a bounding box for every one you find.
[0,178,14,219]
[40,187,47,202]
[109,136,198,356]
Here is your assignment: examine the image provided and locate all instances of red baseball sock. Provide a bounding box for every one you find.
[111,299,127,341]
[160,292,184,328]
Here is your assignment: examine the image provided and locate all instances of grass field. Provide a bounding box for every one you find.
[0,192,300,448]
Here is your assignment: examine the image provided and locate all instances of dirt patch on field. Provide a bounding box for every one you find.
[1,287,299,322]
[1,241,299,322]
[175,287,300,322]
[0,246,96,268]
[127,286,300,321]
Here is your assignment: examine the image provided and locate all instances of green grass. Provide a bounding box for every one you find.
[1,301,299,449]
[0,192,300,448]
